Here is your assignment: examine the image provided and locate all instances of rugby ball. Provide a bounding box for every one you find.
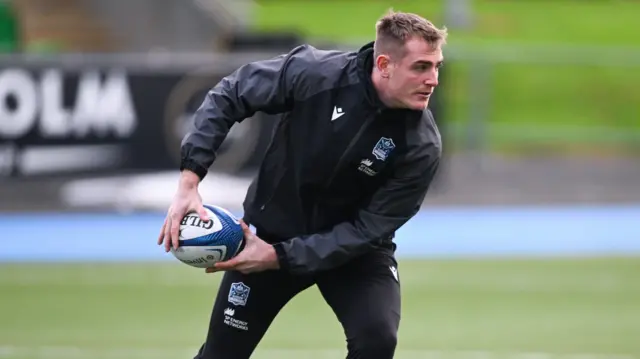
[170,204,245,268]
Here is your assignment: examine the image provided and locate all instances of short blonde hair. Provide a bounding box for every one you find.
[374,10,448,58]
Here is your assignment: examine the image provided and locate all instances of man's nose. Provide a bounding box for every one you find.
[425,71,439,87]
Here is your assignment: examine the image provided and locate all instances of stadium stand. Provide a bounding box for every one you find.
[10,0,116,52]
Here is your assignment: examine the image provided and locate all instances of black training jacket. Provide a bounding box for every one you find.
[180,41,442,275]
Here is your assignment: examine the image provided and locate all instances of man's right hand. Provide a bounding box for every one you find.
[157,170,210,252]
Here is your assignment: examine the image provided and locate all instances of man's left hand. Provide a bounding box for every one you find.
[206,220,280,274]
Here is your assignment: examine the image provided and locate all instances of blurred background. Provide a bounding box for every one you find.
[0,0,639,358]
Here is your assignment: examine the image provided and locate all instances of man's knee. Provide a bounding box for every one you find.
[347,319,398,359]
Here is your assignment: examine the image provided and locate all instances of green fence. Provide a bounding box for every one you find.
[252,0,640,156]
[0,1,18,52]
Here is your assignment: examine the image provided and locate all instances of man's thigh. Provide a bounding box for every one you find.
[316,248,401,359]
[195,269,314,359]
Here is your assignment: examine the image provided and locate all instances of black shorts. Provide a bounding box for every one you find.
[193,241,402,359]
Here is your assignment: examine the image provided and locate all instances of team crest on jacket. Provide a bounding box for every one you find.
[228,282,251,306]
[372,137,395,161]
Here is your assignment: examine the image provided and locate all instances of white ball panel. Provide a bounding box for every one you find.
[171,245,228,268]
[211,205,241,225]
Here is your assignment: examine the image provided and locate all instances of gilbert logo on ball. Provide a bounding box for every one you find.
[170,205,244,268]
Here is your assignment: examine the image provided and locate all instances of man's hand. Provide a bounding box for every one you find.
[206,220,280,274]
[157,170,209,252]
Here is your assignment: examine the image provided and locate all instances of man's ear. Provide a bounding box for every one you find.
[376,54,391,78]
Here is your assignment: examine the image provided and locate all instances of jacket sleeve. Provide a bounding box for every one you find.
[272,144,441,275]
[179,48,305,180]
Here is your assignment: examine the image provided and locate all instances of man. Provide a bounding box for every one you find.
[157,10,446,359]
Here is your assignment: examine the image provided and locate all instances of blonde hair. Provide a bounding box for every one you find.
[374,10,448,58]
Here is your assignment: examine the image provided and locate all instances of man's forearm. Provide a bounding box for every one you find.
[179,170,201,189]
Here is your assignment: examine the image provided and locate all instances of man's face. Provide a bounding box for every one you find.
[377,37,443,110]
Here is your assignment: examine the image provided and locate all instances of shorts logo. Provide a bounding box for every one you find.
[228,282,251,306]
[223,306,249,331]
[372,137,395,161]
[389,266,399,282]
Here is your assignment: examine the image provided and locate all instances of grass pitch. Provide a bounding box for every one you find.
[1,258,639,359]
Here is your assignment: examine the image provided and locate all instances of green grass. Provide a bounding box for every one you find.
[251,0,640,154]
[442,61,640,154]
[1,258,639,358]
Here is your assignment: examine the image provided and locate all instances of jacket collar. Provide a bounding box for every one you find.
[356,41,426,118]
[356,41,387,110]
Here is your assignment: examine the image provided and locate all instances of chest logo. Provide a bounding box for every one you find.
[331,106,345,121]
[372,137,395,161]
[358,158,378,176]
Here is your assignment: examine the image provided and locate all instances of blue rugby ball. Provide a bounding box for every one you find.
[170,204,245,268]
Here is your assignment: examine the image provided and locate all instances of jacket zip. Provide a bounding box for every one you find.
[309,111,378,232]
[258,117,290,213]
[325,113,377,188]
